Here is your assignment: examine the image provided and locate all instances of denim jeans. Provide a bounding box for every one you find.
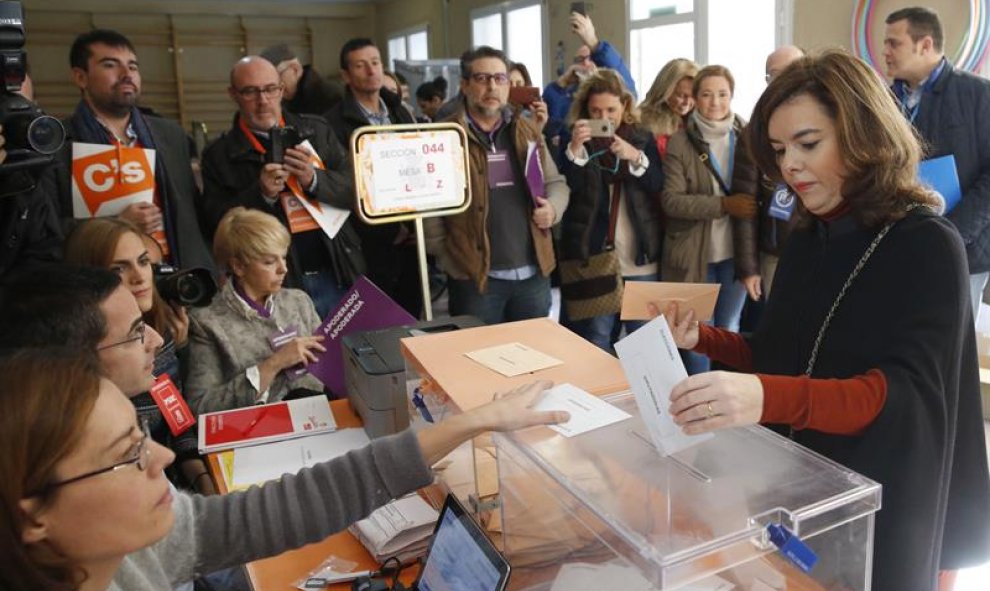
[300,269,349,321]
[448,274,551,325]
[564,273,658,353]
[683,259,748,375]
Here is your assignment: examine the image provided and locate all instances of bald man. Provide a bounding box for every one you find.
[732,45,804,303]
[199,56,365,318]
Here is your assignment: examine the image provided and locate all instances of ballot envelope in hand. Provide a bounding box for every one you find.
[620,282,720,321]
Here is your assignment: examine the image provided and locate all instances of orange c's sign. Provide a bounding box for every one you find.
[71,142,157,218]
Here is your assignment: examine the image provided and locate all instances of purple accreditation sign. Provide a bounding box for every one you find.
[307,276,416,395]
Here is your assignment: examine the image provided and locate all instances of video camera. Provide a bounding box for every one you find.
[153,264,218,308]
[0,0,66,175]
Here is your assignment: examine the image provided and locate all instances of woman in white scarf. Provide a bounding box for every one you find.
[660,65,757,374]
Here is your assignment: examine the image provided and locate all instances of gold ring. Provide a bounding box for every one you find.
[706,401,715,418]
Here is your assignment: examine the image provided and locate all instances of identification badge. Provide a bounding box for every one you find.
[487,149,515,189]
[269,325,308,379]
[768,183,796,221]
[148,374,195,436]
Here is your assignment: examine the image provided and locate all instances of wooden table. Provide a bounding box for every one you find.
[207,399,420,590]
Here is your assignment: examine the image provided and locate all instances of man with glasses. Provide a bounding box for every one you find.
[425,46,568,325]
[200,56,364,318]
[323,38,422,317]
[542,11,637,167]
[54,30,214,273]
[260,43,344,117]
[0,264,249,589]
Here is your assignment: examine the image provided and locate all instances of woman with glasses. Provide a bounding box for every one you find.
[185,207,328,414]
[0,348,568,591]
[639,58,700,159]
[661,65,757,374]
[64,218,210,494]
[558,69,663,351]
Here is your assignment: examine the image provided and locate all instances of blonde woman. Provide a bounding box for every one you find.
[639,58,699,158]
[186,207,327,413]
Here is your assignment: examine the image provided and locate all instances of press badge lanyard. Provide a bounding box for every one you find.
[894,59,946,123]
[466,111,504,154]
[239,115,285,156]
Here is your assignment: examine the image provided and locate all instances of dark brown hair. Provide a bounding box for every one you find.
[0,349,103,590]
[746,49,938,227]
[886,7,943,52]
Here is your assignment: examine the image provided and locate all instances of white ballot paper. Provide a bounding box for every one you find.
[533,383,632,437]
[614,315,712,456]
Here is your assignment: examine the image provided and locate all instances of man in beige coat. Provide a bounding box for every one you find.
[426,46,568,325]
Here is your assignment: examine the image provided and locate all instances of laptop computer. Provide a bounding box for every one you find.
[411,494,511,591]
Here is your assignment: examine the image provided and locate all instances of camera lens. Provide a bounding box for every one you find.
[27,115,66,155]
[175,274,206,305]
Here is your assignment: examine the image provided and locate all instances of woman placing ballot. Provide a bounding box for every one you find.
[0,349,567,591]
[657,50,990,591]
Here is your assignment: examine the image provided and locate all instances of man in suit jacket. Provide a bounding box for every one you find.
[55,29,213,272]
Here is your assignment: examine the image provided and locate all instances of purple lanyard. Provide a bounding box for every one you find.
[232,280,272,318]
[466,111,504,152]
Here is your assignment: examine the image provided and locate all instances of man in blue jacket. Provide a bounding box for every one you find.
[542,11,636,167]
[883,7,990,323]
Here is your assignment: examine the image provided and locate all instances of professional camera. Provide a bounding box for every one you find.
[0,0,66,175]
[153,264,218,308]
[264,125,301,164]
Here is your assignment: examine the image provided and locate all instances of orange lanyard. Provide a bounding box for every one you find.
[238,115,286,155]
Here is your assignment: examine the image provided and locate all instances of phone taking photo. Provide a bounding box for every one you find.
[587,118,614,138]
[570,2,587,16]
[508,86,540,107]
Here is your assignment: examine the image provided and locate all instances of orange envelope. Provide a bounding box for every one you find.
[620,282,721,321]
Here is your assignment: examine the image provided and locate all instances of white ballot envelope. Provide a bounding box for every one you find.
[614,316,712,456]
[533,383,632,437]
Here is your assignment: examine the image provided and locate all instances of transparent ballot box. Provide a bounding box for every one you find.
[495,394,881,591]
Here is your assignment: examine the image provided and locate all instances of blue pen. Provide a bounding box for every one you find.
[412,387,434,423]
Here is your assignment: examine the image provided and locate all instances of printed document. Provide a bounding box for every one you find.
[532,383,632,437]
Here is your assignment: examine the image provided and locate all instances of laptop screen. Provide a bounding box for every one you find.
[414,494,510,591]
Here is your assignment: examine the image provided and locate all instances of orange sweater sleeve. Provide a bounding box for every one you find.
[692,325,887,436]
[757,369,888,436]
[693,323,753,371]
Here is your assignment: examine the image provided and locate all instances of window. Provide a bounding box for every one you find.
[387,26,430,71]
[471,0,546,88]
[628,0,792,118]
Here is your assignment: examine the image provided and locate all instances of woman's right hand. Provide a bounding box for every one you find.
[569,120,592,157]
[267,336,326,371]
[647,301,700,350]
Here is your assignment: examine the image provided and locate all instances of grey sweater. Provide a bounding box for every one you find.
[186,281,325,413]
[108,430,431,591]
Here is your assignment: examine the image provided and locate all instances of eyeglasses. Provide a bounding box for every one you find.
[97,322,147,351]
[234,84,284,100]
[574,54,593,64]
[34,418,151,496]
[469,72,510,86]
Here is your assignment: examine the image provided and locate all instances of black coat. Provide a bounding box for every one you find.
[0,167,63,279]
[752,210,990,590]
[284,65,344,117]
[324,87,421,314]
[56,107,215,272]
[199,111,365,290]
[559,125,663,265]
[907,60,990,273]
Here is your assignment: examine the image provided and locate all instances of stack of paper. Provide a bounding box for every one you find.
[227,428,371,490]
[198,395,336,454]
[348,494,440,563]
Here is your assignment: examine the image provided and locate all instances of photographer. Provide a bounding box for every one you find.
[542,11,637,167]
[201,56,363,319]
[0,124,64,279]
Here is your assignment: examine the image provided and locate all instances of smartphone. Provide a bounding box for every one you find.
[570,2,587,16]
[265,125,302,164]
[508,86,540,107]
[587,118,614,138]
